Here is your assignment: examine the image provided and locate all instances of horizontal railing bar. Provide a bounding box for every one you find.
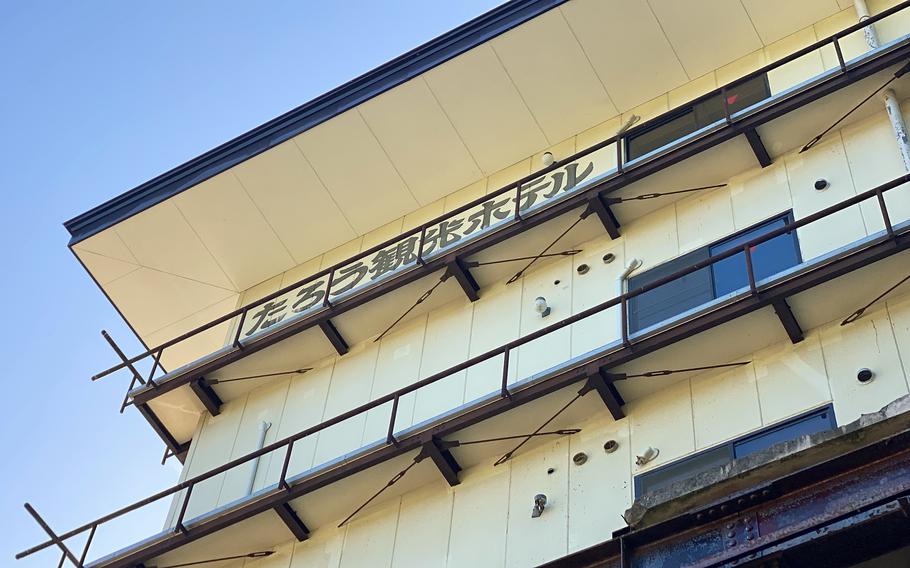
[90,0,910,382]
[21,170,910,559]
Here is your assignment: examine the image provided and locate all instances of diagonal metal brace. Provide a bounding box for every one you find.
[579,368,626,420]
[419,437,462,487]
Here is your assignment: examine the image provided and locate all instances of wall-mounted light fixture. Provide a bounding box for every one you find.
[541,151,555,167]
[534,296,551,318]
[531,494,548,518]
[636,446,659,467]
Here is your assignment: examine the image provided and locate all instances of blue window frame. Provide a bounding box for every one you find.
[628,212,800,334]
[634,406,836,498]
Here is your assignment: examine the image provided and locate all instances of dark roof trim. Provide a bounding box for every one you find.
[63,0,568,245]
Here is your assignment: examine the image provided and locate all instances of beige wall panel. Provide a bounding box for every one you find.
[716,49,768,87]
[576,116,622,152]
[290,526,345,568]
[676,186,735,255]
[232,140,357,265]
[842,110,910,233]
[570,237,625,357]
[784,136,867,260]
[621,95,669,130]
[887,293,910,391]
[517,259,573,380]
[505,438,569,567]
[182,399,245,519]
[622,204,679,271]
[294,110,417,235]
[765,28,825,95]
[691,365,763,449]
[821,307,909,424]
[465,284,521,402]
[362,318,427,443]
[753,333,832,424]
[729,163,793,230]
[568,416,632,552]
[219,381,292,505]
[320,239,364,271]
[245,540,293,568]
[424,45,549,174]
[561,0,688,111]
[280,257,323,290]
[445,180,488,213]
[492,10,616,144]
[74,249,138,285]
[869,0,910,44]
[73,228,137,263]
[358,79,482,205]
[628,379,695,471]
[487,159,531,194]
[742,0,840,45]
[146,294,239,371]
[313,344,379,467]
[339,500,400,568]
[402,199,445,233]
[391,484,453,568]
[649,0,762,79]
[447,465,511,568]
[413,300,473,425]
[263,361,335,484]
[668,72,717,109]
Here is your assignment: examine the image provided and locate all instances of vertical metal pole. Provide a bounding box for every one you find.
[147,348,163,388]
[386,396,400,445]
[417,226,427,265]
[620,295,631,348]
[514,183,524,222]
[245,421,271,496]
[616,137,624,172]
[78,524,96,567]
[233,309,247,349]
[744,244,758,295]
[324,270,336,308]
[876,188,896,241]
[279,440,294,491]
[721,86,733,124]
[175,486,193,534]
[501,349,512,399]
[833,35,847,72]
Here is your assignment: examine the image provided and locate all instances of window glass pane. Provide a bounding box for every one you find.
[627,111,698,160]
[636,446,732,496]
[694,75,771,127]
[628,249,713,333]
[709,215,801,297]
[734,409,835,458]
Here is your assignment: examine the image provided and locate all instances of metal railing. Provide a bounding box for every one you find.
[19,168,910,566]
[89,0,910,411]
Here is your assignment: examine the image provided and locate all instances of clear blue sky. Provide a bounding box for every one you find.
[0,2,500,565]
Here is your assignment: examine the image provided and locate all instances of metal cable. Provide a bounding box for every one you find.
[507,215,587,284]
[206,368,312,384]
[466,250,582,268]
[615,361,752,380]
[608,184,727,202]
[374,275,448,343]
[841,272,910,325]
[155,551,275,568]
[494,392,584,466]
[338,456,422,527]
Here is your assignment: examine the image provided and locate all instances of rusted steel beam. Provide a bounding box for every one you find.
[541,435,910,568]
[318,319,349,356]
[274,503,309,542]
[587,194,621,239]
[421,438,462,487]
[445,258,480,302]
[772,299,804,344]
[189,378,222,417]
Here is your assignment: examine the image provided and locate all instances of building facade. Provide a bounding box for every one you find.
[17,1,910,566]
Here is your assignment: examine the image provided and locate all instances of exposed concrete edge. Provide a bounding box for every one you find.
[625,395,910,529]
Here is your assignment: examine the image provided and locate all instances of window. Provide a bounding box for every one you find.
[628,213,800,334]
[634,406,836,498]
[626,74,771,161]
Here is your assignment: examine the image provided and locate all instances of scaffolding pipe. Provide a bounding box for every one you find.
[856,0,910,170]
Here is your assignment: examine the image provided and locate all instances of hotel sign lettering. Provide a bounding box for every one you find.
[240,145,617,340]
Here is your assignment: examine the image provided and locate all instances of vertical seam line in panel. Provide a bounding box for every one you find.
[838,129,873,236]
[110,227,142,264]
[557,6,619,114]
[816,328,837,416]
[488,43,554,146]
[171,200,240,291]
[461,298,480,406]
[310,360,338,472]
[737,0,765,46]
[688,378,698,450]
[421,76,486,177]
[503,462,514,567]
[885,301,910,392]
[213,396,249,510]
[357,344,384,447]
[443,489,456,568]
[337,524,350,568]
[402,313,430,429]
[290,137,358,236]
[230,170,298,265]
[644,0,694,81]
[387,498,405,568]
[749,358,765,426]
[355,108,421,207]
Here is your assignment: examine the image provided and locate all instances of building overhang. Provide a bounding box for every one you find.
[67,0,869,367]
[93,17,910,455]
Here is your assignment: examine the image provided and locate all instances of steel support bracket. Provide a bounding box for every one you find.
[190,378,223,417]
[586,193,621,239]
[744,127,773,168]
[580,369,626,420]
[445,257,480,302]
[135,402,189,463]
[772,298,804,344]
[274,502,310,542]
[420,437,462,486]
[318,319,349,356]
